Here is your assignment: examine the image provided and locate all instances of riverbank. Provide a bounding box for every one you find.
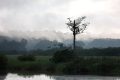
[1,55,120,76]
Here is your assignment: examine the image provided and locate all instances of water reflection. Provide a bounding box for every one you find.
[3,73,120,80]
[4,73,55,80]
[53,76,120,80]
[0,75,6,80]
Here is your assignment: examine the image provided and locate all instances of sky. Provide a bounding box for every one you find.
[0,0,120,40]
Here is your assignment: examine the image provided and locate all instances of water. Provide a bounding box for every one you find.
[1,73,120,80]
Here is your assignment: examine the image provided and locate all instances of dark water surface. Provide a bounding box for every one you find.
[0,73,120,80]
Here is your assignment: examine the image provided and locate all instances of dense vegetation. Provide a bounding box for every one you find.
[63,57,120,76]
[1,48,120,76]
[18,55,36,61]
[51,49,76,63]
[0,55,8,74]
[1,47,120,56]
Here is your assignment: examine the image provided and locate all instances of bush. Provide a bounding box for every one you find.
[51,49,77,63]
[18,55,36,61]
[46,63,56,73]
[63,58,89,75]
[0,54,8,74]
[26,63,42,72]
[62,57,120,76]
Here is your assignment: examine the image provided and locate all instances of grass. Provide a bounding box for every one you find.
[6,55,68,74]
[7,55,51,64]
[36,56,52,64]
[4,55,120,76]
[6,55,51,73]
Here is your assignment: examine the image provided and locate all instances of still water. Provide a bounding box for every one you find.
[1,73,120,80]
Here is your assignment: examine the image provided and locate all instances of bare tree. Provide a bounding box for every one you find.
[66,16,89,50]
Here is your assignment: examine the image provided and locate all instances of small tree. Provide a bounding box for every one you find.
[51,49,76,63]
[66,16,89,50]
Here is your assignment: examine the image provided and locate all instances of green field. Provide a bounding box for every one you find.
[6,55,51,73]
[1,55,120,76]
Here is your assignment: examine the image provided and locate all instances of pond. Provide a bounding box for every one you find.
[1,73,120,80]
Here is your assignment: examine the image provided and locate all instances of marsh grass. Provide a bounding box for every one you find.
[4,55,120,76]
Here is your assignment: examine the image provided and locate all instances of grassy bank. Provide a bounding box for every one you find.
[7,55,52,73]
[1,54,120,76]
[3,55,120,76]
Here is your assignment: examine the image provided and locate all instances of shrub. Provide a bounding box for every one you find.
[26,63,42,72]
[18,55,36,61]
[51,49,77,63]
[0,54,8,74]
[62,58,89,75]
[46,63,56,73]
[62,57,120,76]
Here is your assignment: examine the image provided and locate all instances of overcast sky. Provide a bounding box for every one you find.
[0,0,120,40]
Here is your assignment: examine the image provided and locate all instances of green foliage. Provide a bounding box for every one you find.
[1,47,120,56]
[18,55,36,61]
[24,62,42,72]
[7,55,51,73]
[63,58,89,75]
[5,55,120,76]
[0,54,8,74]
[62,57,120,76]
[51,49,77,63]
[46,63,56,73]
[75,47,120,56]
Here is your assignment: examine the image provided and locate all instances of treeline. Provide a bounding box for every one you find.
[1,47,120,56]
[75,47,120,56]
[0,36,27,52]
[0,36,64,54]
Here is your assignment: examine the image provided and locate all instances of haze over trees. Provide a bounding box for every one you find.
[0,35,120,53]
[0,36,27,51]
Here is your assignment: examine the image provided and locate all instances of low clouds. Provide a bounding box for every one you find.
[0,0,32,9]
[0,0,68,31]
[0,0,120,40]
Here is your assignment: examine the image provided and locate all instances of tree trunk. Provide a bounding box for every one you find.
[73,33,76,50]
[73,20,76,51]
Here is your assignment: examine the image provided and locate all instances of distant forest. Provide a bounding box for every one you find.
[0,35,120,56]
